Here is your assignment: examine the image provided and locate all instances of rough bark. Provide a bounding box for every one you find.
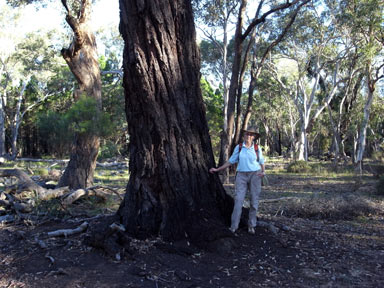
[58,0,102,190]
[117,0,233,243]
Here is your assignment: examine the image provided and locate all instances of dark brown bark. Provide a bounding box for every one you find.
[117,0,233,242]
[58,0,102,190]
[58,135,99,189]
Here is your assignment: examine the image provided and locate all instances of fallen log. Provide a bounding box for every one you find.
[15,157,127,168]
[0,168,69,200]
[0,168,121,216]
[0,169,46,195]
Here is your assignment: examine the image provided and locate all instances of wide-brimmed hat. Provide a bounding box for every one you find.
[242,126,260,138]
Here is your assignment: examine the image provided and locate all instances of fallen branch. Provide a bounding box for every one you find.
[260,197,299,203]
[16,158,69,164]
[40,186,70,200]
[0,214,15,224]
[88,185,123,200]
[258,221,279,235]
[61,189,87,206]
[45,252,55,264]
[96,161,128,168]
[1,192,32,213]
[47,221,88,237]
[62,188,108,206]
[61,185,123,206]
[0,198,10,208]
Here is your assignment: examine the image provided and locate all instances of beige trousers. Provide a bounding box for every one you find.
[230,171,262,231]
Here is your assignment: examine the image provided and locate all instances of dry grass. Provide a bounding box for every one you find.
[270,193,383,220]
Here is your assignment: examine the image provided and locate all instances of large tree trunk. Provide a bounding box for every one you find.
[58,0,101,189]
[117,0,233,242]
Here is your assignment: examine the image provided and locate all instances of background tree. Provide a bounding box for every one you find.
[201,77,223,158]
[0,4,63,158]
[339,0,384,171]
[219,0,310,177]
[194,0,240,160]
[57,0,103,189]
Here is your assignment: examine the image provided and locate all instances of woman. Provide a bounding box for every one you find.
[209,127,265,234]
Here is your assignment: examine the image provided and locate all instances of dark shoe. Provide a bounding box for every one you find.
[248,227,255,234]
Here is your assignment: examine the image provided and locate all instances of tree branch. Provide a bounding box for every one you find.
[242,0,310,41]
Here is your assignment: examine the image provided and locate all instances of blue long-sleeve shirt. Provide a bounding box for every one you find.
[228,142,265,172]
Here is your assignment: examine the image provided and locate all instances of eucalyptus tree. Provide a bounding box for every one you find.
[237,0,309,152]
[117,0,233,242]
[57,0,103,189]
[0,3,21,156]
[219,0,310,171]
[0,4,63,159]
[270,1,357,161]
[194,0,240,139]
[337,0,384,171]
[250,71,298,156]
[5,0,103,188]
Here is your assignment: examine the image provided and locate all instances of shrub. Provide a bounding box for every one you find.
[371,151,384,163]
[98,141,119,160]
[66,96,113,138]
[310,163,327,174]
[37,111,72,157]
[376,176,384,196]
[287,160,311,173]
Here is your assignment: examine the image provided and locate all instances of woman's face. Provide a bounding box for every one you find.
[244,132,255,141]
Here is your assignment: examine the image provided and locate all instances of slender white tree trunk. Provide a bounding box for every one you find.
[356,81,375,165]
[297,125,306,160]
[0,93,6,156]
[0,62,6,156]
[10,79,29,159]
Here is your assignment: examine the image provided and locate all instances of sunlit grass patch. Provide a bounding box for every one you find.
[94,168,129,188]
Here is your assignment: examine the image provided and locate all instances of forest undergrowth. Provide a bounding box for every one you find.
[1,158,383,287]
